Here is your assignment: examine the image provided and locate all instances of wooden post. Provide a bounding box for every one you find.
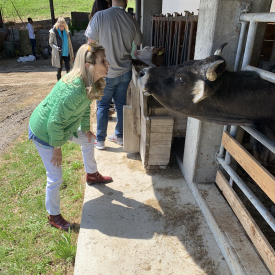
[0,8,3,28]
[49,0,55,27]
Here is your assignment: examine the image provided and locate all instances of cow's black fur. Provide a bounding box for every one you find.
[141,56,275,134]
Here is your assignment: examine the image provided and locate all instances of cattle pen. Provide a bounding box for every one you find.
[123,2,275,274]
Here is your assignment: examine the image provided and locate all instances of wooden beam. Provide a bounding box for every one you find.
[216,170,275,274]
[123,106,140,152]
[222,131,275,204]
[131,86,140,136]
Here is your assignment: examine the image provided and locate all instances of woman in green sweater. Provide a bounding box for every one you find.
[29,43,112,230]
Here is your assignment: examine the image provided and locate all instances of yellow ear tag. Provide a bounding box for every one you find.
[158,51,163,56]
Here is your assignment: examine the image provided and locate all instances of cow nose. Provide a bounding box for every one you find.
[139,70,146,78]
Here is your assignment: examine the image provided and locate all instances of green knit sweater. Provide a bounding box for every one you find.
[29,77,92,147]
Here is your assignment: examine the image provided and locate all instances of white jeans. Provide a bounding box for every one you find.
[34,130,97,215]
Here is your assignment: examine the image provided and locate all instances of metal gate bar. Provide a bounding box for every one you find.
[217,156,275,231]
[217,12,275,233]
[151,14,198,66]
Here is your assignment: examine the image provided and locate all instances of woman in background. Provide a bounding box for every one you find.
[49,17,74,81]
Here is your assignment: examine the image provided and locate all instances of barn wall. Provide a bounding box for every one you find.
[162,0,200,15]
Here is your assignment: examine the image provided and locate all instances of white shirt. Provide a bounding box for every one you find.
[27,23,35,39]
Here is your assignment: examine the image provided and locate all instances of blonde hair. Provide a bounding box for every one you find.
[54,17,69,31]
[62,43,106,100]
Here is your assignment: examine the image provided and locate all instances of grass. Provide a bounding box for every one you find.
[0,0,136,22]
[0,132,86,274]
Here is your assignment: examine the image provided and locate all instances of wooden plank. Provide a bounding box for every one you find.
[132,66,138,87]
[150,132,173,143]
[131,86,141,136]
[150,116,174,126]
[151,125,174,133]
[123,106,140,152]
[216,170,275,274]
[222,131,275,204]
[139,111,150,166]
[148,154,170,165]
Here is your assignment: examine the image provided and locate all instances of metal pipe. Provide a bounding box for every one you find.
[242,20,258,69]
[187,19,194,61]
[243,65,275,84]
[225,126,238,165]
[240,12,275,23]
[234,21,248,72]
[135,0,141,27]
[175,20,182,65]
[217,157,275,232]
[217,125,229,157]
[242,126,275,155]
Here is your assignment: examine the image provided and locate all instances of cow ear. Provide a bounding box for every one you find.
[152,47,159,54]
[192,80,206,103]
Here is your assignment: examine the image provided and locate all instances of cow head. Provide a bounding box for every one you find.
[133,46,165,67]
[138,43,227,110]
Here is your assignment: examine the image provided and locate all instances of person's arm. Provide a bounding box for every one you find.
[49,31,60,51]
[87,38,97,44]
[85,13,100,43]
[134,21,143,46]
[80,104,91,132]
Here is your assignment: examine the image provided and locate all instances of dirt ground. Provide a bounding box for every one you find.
[0,58,58,155]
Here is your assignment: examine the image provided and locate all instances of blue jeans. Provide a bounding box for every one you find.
[97,70,132,141]
[30,39,36,57]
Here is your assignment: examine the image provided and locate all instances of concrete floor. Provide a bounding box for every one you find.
[74,118,231,275]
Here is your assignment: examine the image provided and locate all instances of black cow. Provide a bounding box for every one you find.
[138,44,275,138]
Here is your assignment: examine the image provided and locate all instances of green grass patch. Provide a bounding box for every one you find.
[0,132,86,274]
[0,0,136,22]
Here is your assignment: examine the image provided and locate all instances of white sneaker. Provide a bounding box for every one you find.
[107,134,123,146]
[94,140,105,150]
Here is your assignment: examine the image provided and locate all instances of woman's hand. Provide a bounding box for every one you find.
[51,147,62,167]
[85,131,96,143]
[72,56,74,61]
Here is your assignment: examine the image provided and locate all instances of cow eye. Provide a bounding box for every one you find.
[139,70,145,77]
[178,77,185,84]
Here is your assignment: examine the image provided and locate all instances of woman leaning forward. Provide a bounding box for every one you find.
[28,43,112,231]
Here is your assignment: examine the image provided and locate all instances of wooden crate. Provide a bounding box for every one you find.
[123,66,187,168]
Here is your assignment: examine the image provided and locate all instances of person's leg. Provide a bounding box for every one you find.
[33,141,63,215]
[96,77,116,141]
[30,39,36,57]
[69,130,97,173]
[112,70,132,138]
[33,140,71,230]
[69,130,112,184]
[57,56,63,81]
[64,56,70,73]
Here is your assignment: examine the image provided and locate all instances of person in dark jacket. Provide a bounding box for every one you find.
[49,17,74,81]
[89,0,111,21]
[29,43,112,231]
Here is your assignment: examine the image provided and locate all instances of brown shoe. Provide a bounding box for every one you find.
[86,171,113,185]
[48,214,71,231]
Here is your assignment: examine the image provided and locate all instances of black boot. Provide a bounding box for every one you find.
[57,73,61,81]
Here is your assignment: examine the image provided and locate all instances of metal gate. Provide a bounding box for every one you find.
[151,12,198,66]
[216,12,275,274]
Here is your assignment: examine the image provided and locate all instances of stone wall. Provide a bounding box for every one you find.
[70,30,87,52]
[6,27,87,55]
